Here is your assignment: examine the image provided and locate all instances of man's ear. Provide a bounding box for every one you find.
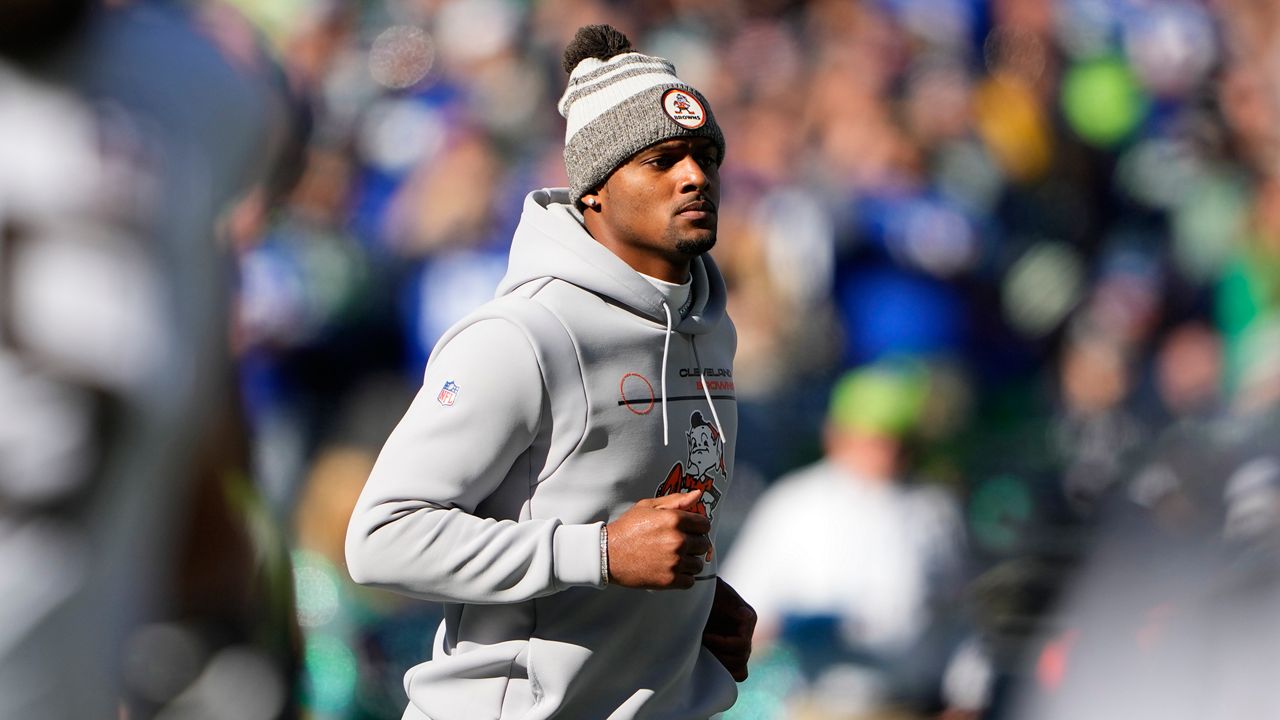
[581,191,601,211]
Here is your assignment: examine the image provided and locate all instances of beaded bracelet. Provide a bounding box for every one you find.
[600,525,610,587]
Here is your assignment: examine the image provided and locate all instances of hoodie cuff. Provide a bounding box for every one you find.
[553,522,607,589]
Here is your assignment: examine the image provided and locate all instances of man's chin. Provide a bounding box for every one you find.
[675,232,716,256]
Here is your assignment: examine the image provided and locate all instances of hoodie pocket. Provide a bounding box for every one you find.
[524,636,594,717]
[404,640,531,720]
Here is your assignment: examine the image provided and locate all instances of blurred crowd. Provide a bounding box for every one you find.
[6,0,1280,718]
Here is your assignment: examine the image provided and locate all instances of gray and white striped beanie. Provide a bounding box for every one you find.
[558,28,725,202]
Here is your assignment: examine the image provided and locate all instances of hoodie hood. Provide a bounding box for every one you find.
[496,188,726,335]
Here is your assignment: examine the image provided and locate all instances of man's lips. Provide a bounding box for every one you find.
[675,199,717,218]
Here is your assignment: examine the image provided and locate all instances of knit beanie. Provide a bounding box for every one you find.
[558,25,726,202]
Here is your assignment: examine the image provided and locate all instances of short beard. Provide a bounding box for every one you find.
[675,233,716,256]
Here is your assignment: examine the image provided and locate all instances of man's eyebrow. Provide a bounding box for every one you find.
[640,139,718,158]
[690,139,721,160]
[641,140,686,155]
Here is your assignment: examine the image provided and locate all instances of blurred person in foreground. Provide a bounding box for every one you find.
[723,363,984,719]
[1015,322,1280,720]
[345,24,755,720]
[0,0,299,717]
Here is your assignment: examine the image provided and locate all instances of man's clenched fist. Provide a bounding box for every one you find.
[606,490,713,589]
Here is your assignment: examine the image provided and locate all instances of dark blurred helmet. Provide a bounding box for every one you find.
[0,0,92,63]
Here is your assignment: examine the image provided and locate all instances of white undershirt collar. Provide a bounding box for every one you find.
[639,272,693,319]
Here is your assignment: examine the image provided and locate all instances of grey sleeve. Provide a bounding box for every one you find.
[344,318,604,603]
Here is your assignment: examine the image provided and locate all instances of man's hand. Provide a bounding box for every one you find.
[606,490,712,589]
[702,577,756,681]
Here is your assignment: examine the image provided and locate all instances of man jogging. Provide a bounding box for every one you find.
[345,24,754,720]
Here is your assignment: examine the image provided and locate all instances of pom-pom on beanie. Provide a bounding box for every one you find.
[558,25,725,202]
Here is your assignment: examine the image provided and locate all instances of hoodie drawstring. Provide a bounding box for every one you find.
[661,305,725,447]
[661,302,673,446]
[692,336,726,442]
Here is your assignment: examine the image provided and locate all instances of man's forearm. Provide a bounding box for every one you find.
[345,501,606,603]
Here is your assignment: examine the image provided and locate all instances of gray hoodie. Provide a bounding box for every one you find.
[345,188,739,719]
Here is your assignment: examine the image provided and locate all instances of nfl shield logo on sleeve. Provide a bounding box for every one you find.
[437,380,459,407]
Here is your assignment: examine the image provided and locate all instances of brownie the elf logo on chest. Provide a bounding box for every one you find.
[655,411,725,520]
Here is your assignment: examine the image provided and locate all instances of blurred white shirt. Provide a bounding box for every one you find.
[722,459,966,653]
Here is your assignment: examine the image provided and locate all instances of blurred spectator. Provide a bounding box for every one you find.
[722,362,982,718]
[1051,328,1147,513]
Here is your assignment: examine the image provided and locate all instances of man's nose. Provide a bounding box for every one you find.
[676,155,709,192]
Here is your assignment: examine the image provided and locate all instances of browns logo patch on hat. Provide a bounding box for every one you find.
[662,89,706,129]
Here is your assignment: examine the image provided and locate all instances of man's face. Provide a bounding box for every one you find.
[582,136,721,280]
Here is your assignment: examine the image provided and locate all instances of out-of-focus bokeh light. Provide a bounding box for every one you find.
[368,25,434,90]
[1002,241,1085,338]
[944,636,996,712]
[1123,1,1216,98]
[324,47,382,128]
[974,75,1054,182]
[1034,628,1078,692]
[434,0,519,65]
[301,634,359,715]
[357,98,446,175]
[294,551,341,629]
[935,139,1005,216]
[1061,56,1148,147]
[1172,171,1249,282]
[890,197,980,278]
[1115,137,1203,210]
